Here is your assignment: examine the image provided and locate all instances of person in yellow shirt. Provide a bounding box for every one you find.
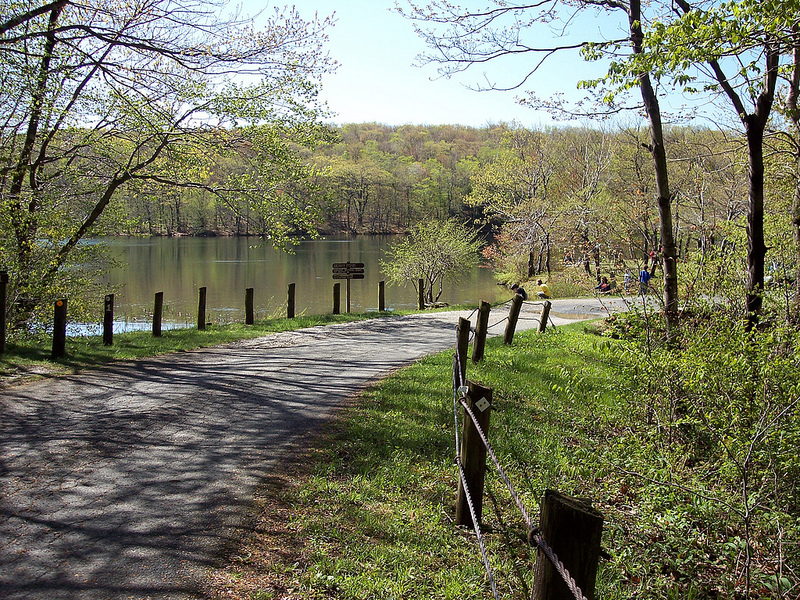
[536,279,550,299]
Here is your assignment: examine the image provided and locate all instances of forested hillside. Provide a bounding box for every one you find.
[101,121,779,275]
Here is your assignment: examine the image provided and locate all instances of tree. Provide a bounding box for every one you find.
[643,0,791,324]
[399,0,681,327]
[381,219,481,305]
[0,0,334,327]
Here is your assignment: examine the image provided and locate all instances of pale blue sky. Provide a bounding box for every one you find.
[235,1,645,127]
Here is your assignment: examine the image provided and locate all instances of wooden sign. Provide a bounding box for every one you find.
[331,262,365,314]
[331,261,365,280]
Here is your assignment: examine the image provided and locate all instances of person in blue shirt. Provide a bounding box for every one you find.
[639,264,651,295]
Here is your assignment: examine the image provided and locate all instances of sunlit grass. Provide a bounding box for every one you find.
[213,323,631,600]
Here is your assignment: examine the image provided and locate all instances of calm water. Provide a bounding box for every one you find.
[97,236,505,330]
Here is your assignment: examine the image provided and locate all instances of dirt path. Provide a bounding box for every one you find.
[0,303,611,600]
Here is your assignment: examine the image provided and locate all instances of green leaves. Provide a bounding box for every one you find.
[0,0,336,326]
[381,219,481,304]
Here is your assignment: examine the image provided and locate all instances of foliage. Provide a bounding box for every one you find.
[210,320,800,599]
[603,308,800,598]
[0,0,334,329]
[381,219,481,304]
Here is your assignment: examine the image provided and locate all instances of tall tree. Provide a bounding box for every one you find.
[0,0,334,326]
[399,0,680,326]
[644,0,790,323]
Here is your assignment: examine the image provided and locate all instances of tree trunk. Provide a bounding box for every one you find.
[630,0,679,328]
[745,117,767,322]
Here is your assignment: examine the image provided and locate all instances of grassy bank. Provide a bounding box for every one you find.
[206,323,621,600]
[207,319,799,600]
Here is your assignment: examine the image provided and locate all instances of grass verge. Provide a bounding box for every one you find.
[206,316,800,600]
[205,323,628,600]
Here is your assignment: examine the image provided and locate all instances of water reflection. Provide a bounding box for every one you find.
[97,235,505,330]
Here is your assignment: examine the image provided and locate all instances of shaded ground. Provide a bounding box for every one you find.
[0,303,608,600]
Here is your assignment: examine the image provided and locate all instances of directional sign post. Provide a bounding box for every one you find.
[332,262,365,313]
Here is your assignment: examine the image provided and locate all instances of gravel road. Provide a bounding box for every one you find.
[0,301,613,600]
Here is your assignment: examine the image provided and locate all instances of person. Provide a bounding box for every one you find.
[639,264,651,295]
[536,279,550,299]
[596,276,611,294]
[511,283,528,300]
[623,269,632,294]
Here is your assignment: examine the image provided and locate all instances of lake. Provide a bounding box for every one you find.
[97,236,507,330]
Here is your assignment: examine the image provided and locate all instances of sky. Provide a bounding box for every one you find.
[236,0,620,128]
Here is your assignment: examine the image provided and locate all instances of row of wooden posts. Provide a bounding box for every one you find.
[453,296,604,600]
[4,277,404,360]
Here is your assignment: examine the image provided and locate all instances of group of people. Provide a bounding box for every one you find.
[512,250,658,301]
[511,279,549,300]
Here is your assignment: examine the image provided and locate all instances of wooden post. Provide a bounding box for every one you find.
[455,317,471,386]
[532,490,604,600]
[245,287,254,325]
[418,278,424,310]
[471,301,491,363]
[153,291,163,337]
[346,278,351,314]
[103,294,114,346]
[539,300,552,333]
[287,282,296,318]
[0,270,8,355]
[197,286,207,330]
[503,294,524,344]
[51,298,67,359]
[455,381,492,527]
[333,282,341,314]
[378,280,385,312]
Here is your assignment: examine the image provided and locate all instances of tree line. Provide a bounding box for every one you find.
[2,0,798,332]
[103,120,764,274]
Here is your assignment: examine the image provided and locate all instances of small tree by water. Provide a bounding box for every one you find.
[381,220,481,305]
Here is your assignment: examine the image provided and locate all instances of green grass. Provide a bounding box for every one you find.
[0,304,482,384]
[212,318,799,600]
[211,323,629,600]
[0,303,487,384]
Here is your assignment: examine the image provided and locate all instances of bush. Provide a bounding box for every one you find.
[604,310,800,598]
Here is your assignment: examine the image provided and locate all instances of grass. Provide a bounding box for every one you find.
[0,303,479,384]
[206,315,800,600]
[8,305,794,598]
[205,323,634,600]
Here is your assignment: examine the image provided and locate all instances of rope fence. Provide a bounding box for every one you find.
[451,301,603,600]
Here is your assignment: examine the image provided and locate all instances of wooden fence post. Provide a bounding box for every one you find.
[538,300,552,333]
[51,298,67,359]
[418,278,424,310]
[456,381,492,527]
[0,270,7,354]
[455,317,471,386]
[532,490,604,600]
[287,283,296,318]
[378,280,385,312]
[197,286,207,330]
[333,282,341,314]
[503,294,524,344]
[245,287,254,325]
[471,301,491,362]
[103,294,114,346]
[153,291,163,337]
